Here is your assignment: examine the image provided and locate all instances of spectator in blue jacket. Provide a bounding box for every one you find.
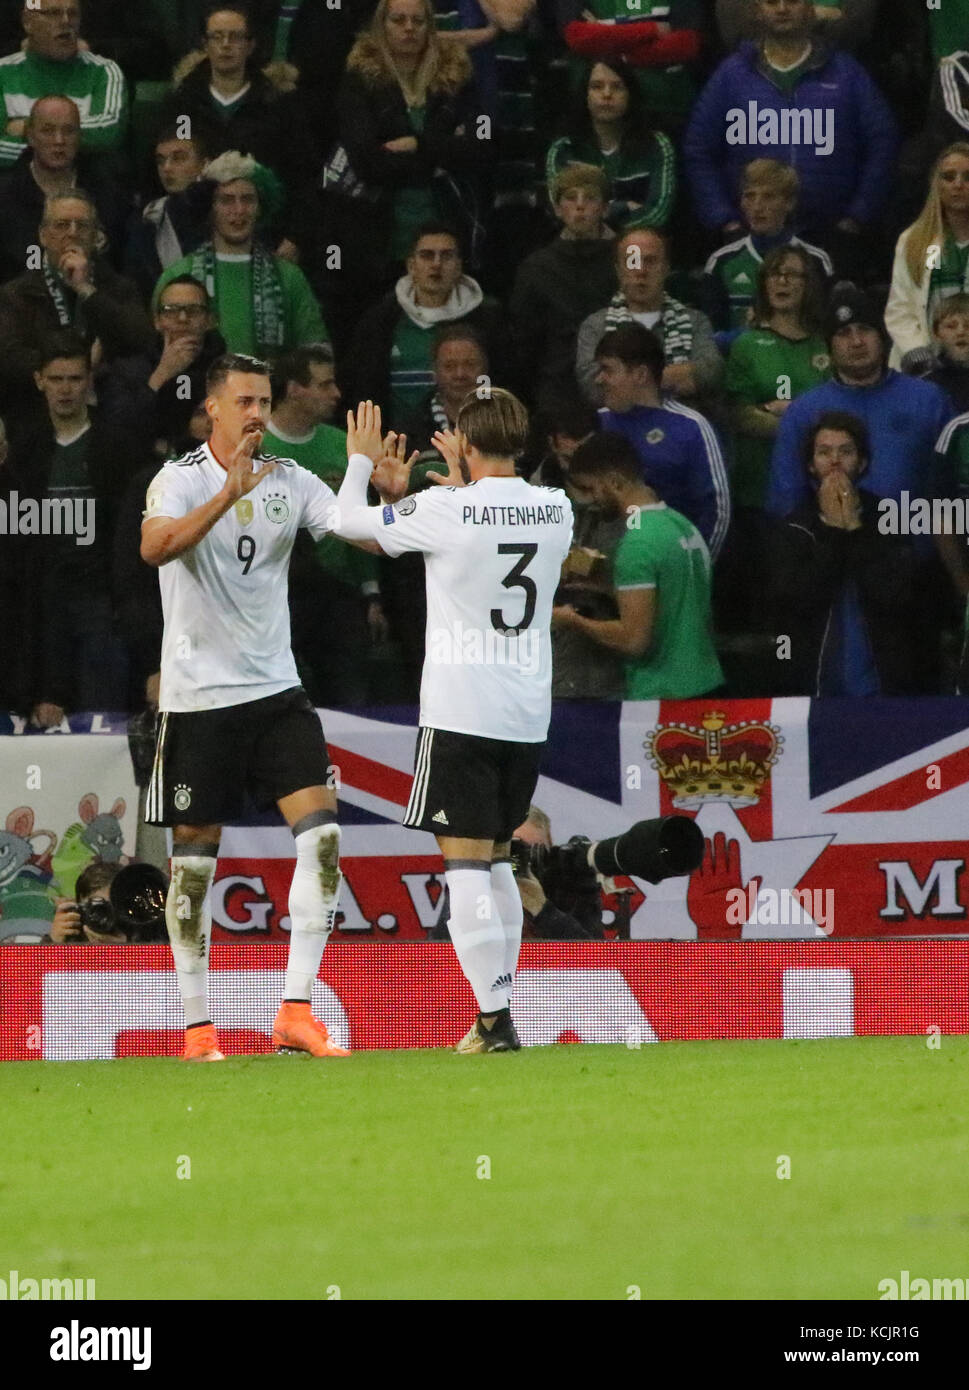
[766,285,954,520]
[683,0,898,280]
[594,323,731,561]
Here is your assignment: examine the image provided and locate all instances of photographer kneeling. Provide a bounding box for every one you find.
[47,862,168,944]
[511,807,606,942]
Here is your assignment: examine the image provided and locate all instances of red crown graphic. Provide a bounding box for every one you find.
[644,711,782,808]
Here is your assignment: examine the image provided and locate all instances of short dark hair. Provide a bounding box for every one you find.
[273,342,335,394]
[204,2,252,35]
[75,856,120,900]
[157,273,211,305]
[432,322,487,363]
[154,123,206,157]
[36,331,91,371]
[540,399,599,442]
[207,352,271,393]
[594,323,665,384]
[408,221,461,257]
[75,860,120,903]
[568,430,643,485]
[802,410,870,476]
[456,387,529,457]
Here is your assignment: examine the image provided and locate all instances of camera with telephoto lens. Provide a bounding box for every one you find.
[511,816,704,887]
[73,865,169,942]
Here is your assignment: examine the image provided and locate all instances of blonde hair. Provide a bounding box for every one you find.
[457,387,530,458]
[370,0,443,107]
[741,157,798,202]
[904,142,969,287]
[551,162,609,204]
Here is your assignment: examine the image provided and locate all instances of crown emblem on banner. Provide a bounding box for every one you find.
[644,711,783,809]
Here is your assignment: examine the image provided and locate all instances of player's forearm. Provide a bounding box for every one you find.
[141,490,234,566]
[570,611,650,657]
[331,453,382,542]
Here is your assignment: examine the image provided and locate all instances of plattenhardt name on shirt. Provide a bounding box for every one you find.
[461,504,567,526]
[429,622,542,678]
[725,102,834,157]
[0,491,95,546]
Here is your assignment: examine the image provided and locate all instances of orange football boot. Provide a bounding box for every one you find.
[182,1023,224,1061]
[272,1001,350,1056]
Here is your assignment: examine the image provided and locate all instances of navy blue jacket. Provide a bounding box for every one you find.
[683,42,898,232]
[597,400,730,560]
[767,371,953,519]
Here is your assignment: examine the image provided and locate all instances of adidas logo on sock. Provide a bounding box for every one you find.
[432,810,449,824]
[491,973,513,990]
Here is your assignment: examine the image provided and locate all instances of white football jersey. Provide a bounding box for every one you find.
[145,442,338,712]
[370,476,574,742]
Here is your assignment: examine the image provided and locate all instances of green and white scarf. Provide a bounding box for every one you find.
[189,241,286,355]
[604,291,695,363]
[42,252,77,329]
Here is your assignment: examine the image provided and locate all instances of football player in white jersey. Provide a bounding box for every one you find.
[141,353,376,1061]
[332,396,574,1052]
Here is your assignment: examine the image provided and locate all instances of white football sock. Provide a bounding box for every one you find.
[490,860,523,1008]
[445,866,508,1014]
[284,823,342,1001]
[166,854,217,1028]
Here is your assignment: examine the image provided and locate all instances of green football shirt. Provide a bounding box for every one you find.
[725,329,830,507]
[613,502,723,699]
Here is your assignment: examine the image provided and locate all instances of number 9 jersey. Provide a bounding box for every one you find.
[373,477,574,743]
[144,442,338,713]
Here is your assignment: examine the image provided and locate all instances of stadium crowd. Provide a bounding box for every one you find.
[0,0,967,721]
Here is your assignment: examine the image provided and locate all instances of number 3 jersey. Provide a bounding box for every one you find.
[373,476,574,742]
[145,442,338,712]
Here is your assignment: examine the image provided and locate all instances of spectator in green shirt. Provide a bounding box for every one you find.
[720,241,829,630]
[153,149,329,360]
[552,430,723,699]
[725,242,830,510]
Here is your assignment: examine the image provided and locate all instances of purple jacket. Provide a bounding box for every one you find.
[683,42,898,232]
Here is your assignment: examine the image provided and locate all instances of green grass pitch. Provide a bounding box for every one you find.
[3,1037,967,1301]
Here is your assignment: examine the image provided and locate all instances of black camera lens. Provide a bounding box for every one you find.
[77,898,116,934]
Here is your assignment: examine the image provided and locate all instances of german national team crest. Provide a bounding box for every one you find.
[265,495,290,524]
[235,499,254,525]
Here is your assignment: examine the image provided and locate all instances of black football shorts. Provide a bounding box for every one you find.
[145,686,331,826]
[403,726,544,843]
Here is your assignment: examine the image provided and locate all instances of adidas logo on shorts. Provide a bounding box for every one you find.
[432,810,449,824]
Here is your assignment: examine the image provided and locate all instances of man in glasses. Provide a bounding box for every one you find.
[100,275,227,457]
[0,0,127,169]
[0,190,152,422]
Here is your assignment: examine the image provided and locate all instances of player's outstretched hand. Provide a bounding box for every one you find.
[372,431,420,502]
[428,428,466,487]
[347,401,384,464]
[222,427,276,501]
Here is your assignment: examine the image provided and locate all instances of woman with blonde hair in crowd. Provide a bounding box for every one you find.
[885,141,969,372]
